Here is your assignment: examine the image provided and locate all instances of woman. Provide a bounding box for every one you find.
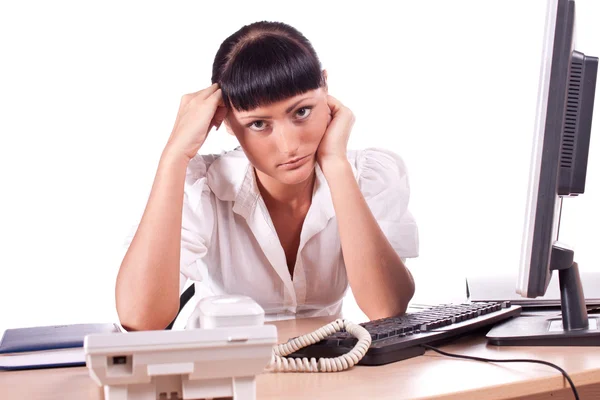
[116,21,419,331]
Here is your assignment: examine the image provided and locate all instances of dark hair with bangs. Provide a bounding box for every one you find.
[211,21,326,112]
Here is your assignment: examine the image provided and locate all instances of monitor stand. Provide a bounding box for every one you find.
[487,244,600,346]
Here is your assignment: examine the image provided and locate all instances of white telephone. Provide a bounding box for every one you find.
[84,295,371,400]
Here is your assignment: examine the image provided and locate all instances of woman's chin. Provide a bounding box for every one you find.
[275,159,316,185]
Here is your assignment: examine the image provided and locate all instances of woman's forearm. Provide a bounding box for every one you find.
[115,148,190,331]
[321,158,415,320]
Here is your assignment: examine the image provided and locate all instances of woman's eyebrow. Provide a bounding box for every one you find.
[240,97,315,120]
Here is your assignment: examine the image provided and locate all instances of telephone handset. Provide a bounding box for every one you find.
[84,295,371,400]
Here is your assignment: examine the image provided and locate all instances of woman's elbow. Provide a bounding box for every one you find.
[117,307,179,331]
[377,282,415,319]
[115,294,180,331]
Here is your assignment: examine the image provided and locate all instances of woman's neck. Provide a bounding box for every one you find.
[254,168,316,216]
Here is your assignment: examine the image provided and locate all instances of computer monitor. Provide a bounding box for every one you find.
[487,0,599,346]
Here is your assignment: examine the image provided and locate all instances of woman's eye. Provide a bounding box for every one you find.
[249,121,267,131]
[296,107,312,119]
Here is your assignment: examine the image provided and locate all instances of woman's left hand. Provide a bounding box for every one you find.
[317,95,355,167]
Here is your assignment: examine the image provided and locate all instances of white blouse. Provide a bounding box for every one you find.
[124,147,419,327]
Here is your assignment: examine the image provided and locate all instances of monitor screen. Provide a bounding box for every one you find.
[517,0,597,299]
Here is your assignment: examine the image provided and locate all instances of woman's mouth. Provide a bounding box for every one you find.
[278,154,311,170]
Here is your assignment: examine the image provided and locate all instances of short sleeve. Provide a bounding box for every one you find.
[123,154,216,295]
[353,148,419,259]
[179,155,216,290]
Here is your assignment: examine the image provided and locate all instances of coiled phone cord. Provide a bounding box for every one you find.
[267,318,372,372]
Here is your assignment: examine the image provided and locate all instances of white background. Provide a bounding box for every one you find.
[1,0,599,330]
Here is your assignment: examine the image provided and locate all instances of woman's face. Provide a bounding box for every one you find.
[223,87,330,186]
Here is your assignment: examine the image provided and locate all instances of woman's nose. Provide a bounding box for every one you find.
[274,124,300,154]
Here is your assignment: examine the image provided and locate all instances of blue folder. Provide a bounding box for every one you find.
[0,323,119,371]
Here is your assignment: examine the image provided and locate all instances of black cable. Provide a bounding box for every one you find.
[165,284,195,330]
[420,344,579,400]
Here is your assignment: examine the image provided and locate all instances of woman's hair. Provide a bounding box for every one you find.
[211,21,325,111]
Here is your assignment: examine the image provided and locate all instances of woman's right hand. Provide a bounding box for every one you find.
[165,83,228,161]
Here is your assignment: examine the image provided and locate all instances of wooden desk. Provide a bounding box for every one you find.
[1,316,599,400]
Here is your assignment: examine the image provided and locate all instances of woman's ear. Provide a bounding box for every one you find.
[223,118,236,136]
[214,106,235,136]
[322,69,328,92]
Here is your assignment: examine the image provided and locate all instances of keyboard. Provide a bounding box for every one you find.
[288,301,522,366]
